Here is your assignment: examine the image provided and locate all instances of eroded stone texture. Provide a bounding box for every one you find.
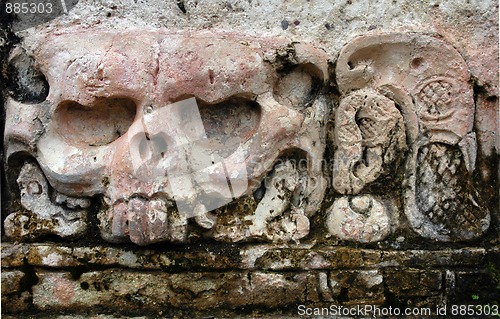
[414,143,490,241]
[319,270,385,304]
[4,162,88,240]
[4,28,329,245]
[32,270,313,312]
[475,94,499,182]
[4,26,496,246]
[325,86,406,243]
[2,243,498,317]
[1,1,498,317]
[325,195,392,243]
[2,243,497,317]
[213,160,312,242]
[384,269,443,298]
[1,270,30,312]
[332,89,406,195]
[2,243,490,271]
[334,33,491,242]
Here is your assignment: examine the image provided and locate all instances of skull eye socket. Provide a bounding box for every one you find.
[7,48,49,104]
[273,64,322,109]
[53,98,137,147]
[198,96,261,144]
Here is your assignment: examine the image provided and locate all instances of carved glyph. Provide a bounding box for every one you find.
[326,195,392,243]
[332,33,490,242]
[332,89,406,195]
[412,143,489,241]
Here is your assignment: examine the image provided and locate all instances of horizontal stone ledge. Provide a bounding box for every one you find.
[31,270,318,312]
[1,243,488,271]
[6,267,498,315]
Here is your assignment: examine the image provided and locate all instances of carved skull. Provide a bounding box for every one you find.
[4,28,329,245]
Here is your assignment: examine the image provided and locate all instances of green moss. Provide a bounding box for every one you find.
[487,262,500,288]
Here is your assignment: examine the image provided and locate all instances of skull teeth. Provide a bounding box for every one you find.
[102,158,312,244]
[107,196,182,246]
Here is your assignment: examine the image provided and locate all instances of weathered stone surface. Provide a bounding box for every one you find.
[1,243,492,271]
[334,32,491,242]
[318,270,385,305]
[4,162,88,240]
[5,46,49,103]
[1,270,31,312]
[384,269,442,297]
[1,0,498,318]
[1,244,29,268]
[1,270,25,295]
[325,195,394,243]
[409,142,490,241]
[5,28,330,245]
[331,89,406,195]
[2,17,497,247]
[2,244,498,316]
[32,270,314,311]
[241,160,311,242]
[475,94,499,183]
[378,248,487,268]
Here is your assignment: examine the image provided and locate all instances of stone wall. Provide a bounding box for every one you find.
[1,0,499,318]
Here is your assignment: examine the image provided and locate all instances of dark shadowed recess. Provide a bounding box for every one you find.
[0,8,19,236]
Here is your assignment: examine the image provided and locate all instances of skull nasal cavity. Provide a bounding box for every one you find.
[53,98,136,147]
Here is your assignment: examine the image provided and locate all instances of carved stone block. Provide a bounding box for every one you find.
[2,29,495,245]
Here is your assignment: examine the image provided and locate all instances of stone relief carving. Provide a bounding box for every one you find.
[325,87,406,243]
[4,162,88,240]
[214,160,312,242]
[4,28,329,245]
[331,89,407,195]
[3,30,492,245]
[325,195,392,243]
[333,33,490,242]
[412,142,489,241]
